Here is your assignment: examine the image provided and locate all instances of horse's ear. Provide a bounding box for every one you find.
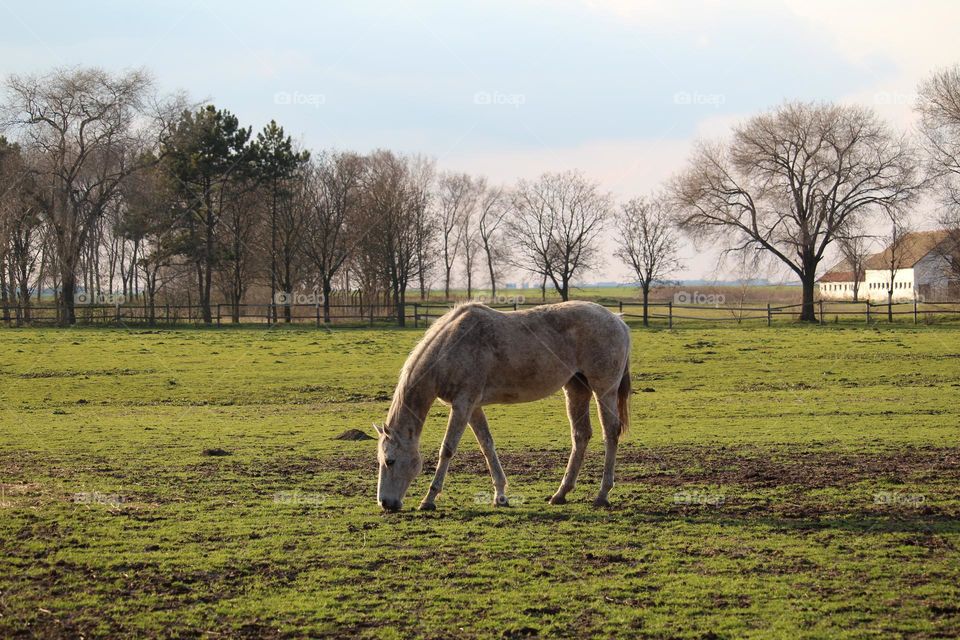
[372,422,385,436]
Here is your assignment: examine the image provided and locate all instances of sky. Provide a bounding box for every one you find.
[2,0,959,284]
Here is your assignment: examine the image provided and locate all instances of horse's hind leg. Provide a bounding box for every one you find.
[469,407,508,506]
[419,402,471,511]
[593,389,622,508]
[549,374,592,505]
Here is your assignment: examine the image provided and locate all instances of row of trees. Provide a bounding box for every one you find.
[0,67,653,327]
[3,64,960,325]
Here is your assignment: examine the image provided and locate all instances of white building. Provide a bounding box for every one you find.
[818,230,956,302]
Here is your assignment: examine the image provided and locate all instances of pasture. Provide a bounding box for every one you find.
[1,324,959,638]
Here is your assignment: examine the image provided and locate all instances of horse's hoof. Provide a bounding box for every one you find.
[418,502,436,511]
[592,497,611,508]
[548,495,567,505]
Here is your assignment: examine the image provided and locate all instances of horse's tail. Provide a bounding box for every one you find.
[617,360,631,437]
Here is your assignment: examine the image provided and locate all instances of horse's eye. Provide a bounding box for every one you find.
[386,459,396,467]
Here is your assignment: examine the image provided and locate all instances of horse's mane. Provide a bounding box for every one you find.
[385,302,484,428]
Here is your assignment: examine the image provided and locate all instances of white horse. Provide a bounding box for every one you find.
[375,301,631,511]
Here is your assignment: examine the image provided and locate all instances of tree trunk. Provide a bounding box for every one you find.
[887,291,893,322]
[322,277,332,323]
[147,281,157,327]
[395,287,405,327]
[283,258,292,323]
[642,285,650,327]
[19,279,31,322]
[270,183,278,323]
[799,273,817,322]
[486,251,497,299]
[60,270,77,327]
[0,268,10,325]
[202,215,214,324]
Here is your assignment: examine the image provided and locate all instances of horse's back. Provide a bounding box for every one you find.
[432,301,630,404]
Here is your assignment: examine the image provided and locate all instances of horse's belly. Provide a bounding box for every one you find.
[481,378,567,405]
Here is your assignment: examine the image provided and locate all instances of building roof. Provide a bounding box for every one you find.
[817,257,856,283]
[819,230,950,282]
[863,230,950,270]
[818,270,856,283]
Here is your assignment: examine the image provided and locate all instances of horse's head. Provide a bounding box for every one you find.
[375,422,422,512]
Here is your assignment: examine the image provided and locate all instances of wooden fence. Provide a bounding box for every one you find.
[3,298,960,328]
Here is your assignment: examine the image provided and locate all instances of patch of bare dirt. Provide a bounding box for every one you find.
[183,444,960,491]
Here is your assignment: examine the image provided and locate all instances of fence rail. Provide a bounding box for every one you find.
[3,297,960,328]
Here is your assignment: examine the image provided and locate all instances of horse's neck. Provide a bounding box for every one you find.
[388,374,435,438]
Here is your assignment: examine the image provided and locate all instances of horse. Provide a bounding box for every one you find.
[375,300,632,511]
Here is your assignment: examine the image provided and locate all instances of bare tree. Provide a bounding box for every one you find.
[882,217,913,321]
[508,171,611,301]
[458,195,480,299]
[2,67,155,325]
[216,180,262,322]
[120,161,182,324]
[361,150,422,326]
[0,138,43,322]
[614,195,682,326]
[672,101,921,322]
[836,233,870,302]
[302,151,365,322]
[407,155,436,301]
[435,172,476,299]
[476,181,510,298]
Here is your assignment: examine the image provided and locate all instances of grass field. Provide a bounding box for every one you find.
[1,323,959,638]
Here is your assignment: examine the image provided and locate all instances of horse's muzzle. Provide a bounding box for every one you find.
[380,498,402,512]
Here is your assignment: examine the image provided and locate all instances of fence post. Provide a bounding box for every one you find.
[514,301,518,312]
[866,302,871,324]
[216,304,221,328]
[316,304,321,328]
[619,300,623,314]
[413,303,419,328]
[668,301,673,329]
[818,300,824,326]
[767,303,772,327]
[914,298,918,324]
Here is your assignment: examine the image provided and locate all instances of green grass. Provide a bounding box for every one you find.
[1,324,959,638]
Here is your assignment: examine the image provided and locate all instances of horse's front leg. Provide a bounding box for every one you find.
[469,407,509,506]
[419,402,471,511]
